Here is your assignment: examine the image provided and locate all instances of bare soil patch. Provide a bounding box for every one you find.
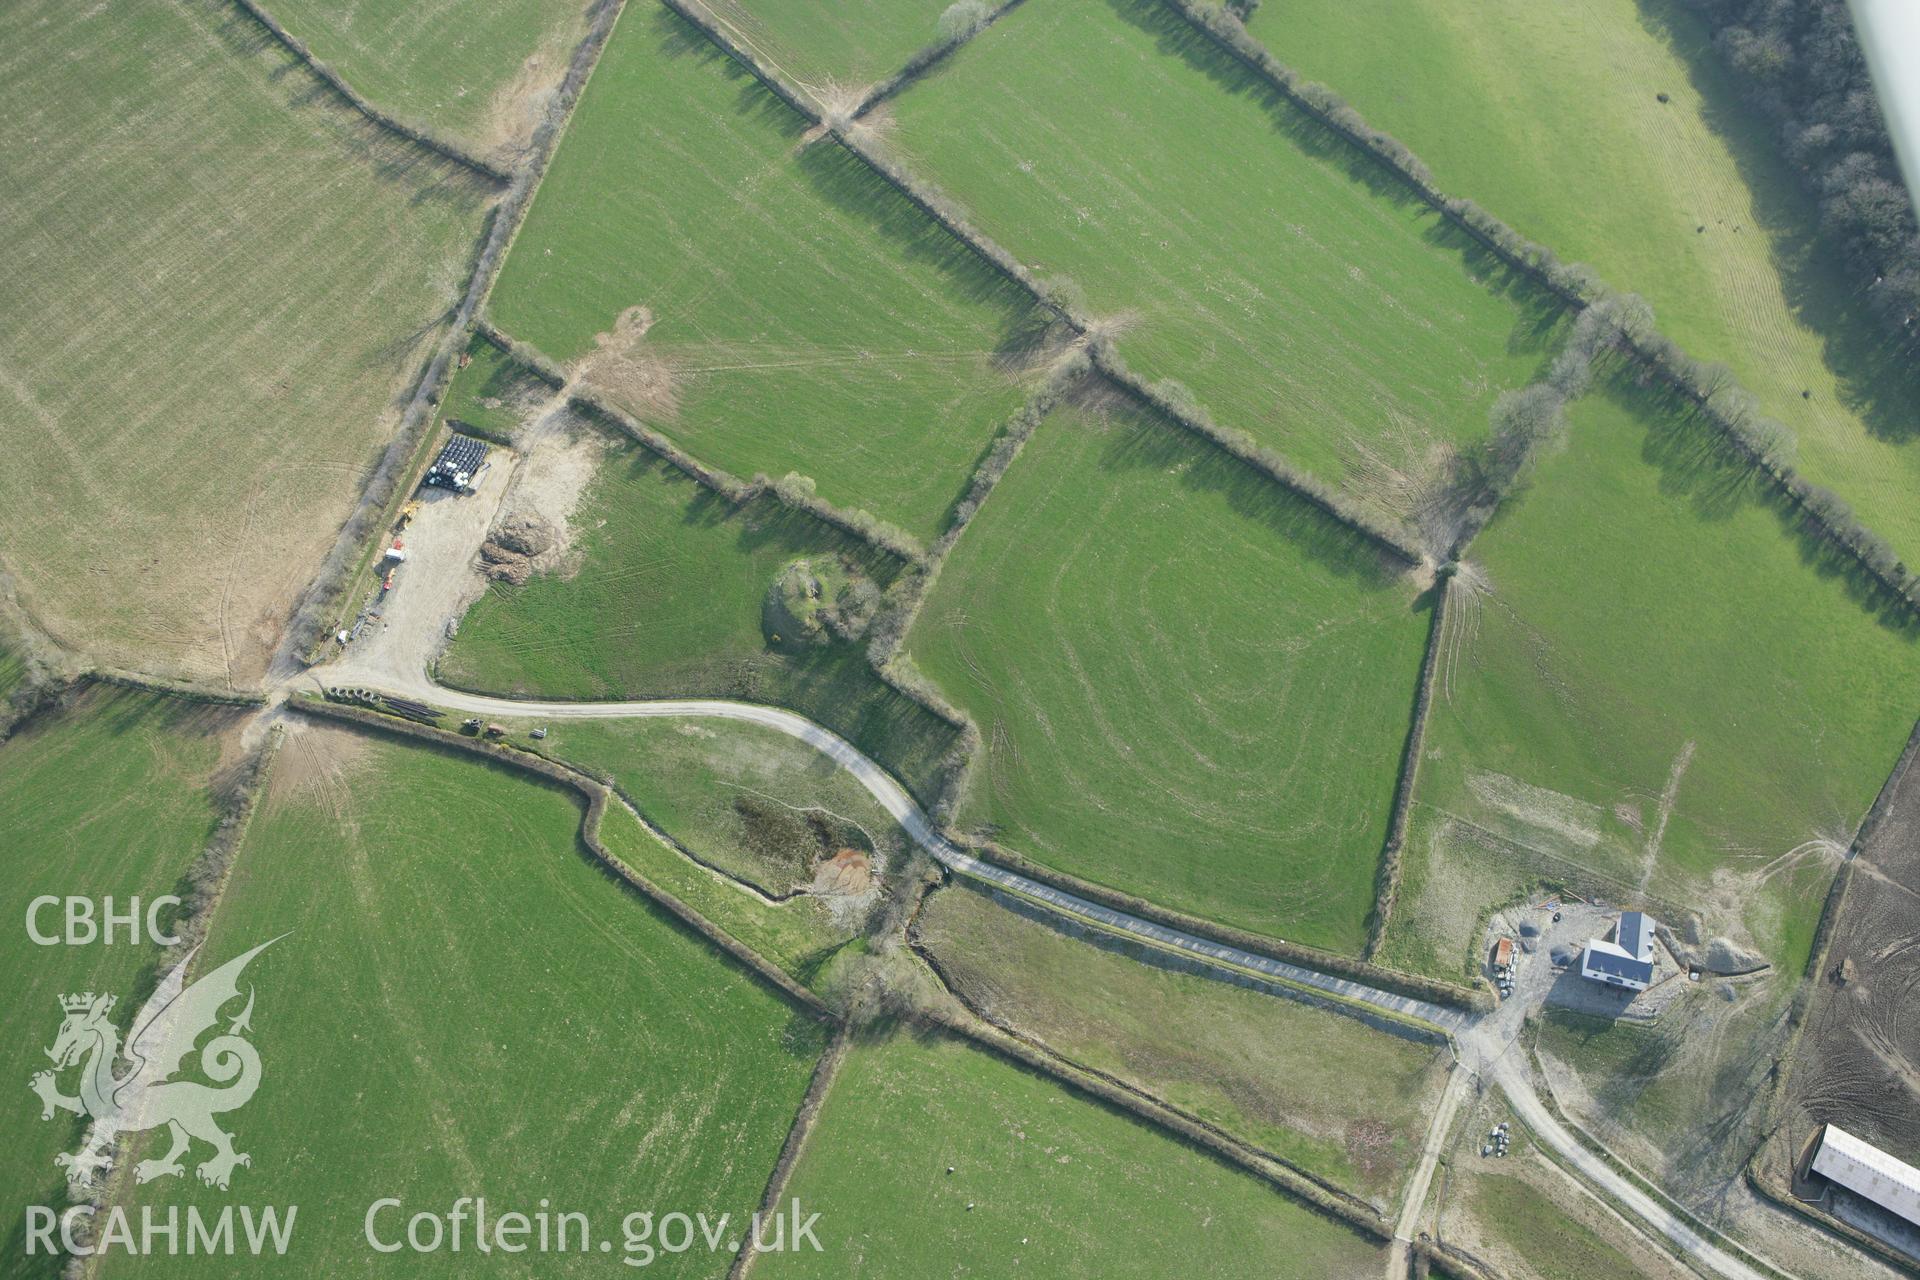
[324,450,518,686]
[1782,734,1920,1170]
[267,719,370,818]
[576,306,681,423]
[483,408,605,582]
[811,847,873,896]
[478,38,567,165]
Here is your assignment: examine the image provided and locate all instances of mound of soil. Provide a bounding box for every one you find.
[1704,936,1767,975]
[732,794,875,891]
[491,512,556,558]
[812,848,874,897]
[477,542,533,585]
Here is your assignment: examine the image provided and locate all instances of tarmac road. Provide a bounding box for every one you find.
[289,673,1794,1280]
[318,675,1471,1031]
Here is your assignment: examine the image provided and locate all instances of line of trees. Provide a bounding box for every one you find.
[675,0,1919,614]
[1088,341,1426,564]
[974,836,1489,1012]
[473,319,568,388]
[857,355,1095,822]
[548,383,984,815]
[863,356,1087,676]
[568,388,929,564]
[1435,294,1650,553]
[0,582,71,738]
[476,324,935,568]
[671,0,1446,569]
[932,344,1091,559]
[926,1005,1398,1238]
[853,0,1016,117]
[1364,566,1450,961]
[567,392,755,500]
[289,0,620,667]
[762,471,927,564]
[1621,310,1920,607]
[1166,0,1919,612]
[228,0,512,183]
[1682,0,1919,352]
[174,726,282,951]
[1168,0,1601,308]
[302,699,836,1015]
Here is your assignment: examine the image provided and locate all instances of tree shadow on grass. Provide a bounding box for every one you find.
[1632,0,1920,445]
[647,4,811,144]
[1608,373,1920,637]
[2,1174,76,1280]
[1102,0,1569,359]
[557,454,959,799]
[1079,396,1415,589]
[648,0,1046,416]
[793,132,1041,322]
[1102,0,1411,203]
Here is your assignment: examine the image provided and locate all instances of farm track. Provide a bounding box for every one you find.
[310,648,1795,1280]
[75,2,1883,1275]
[312,667,1454,1021]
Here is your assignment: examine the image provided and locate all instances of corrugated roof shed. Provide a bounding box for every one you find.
[1813,1124,1920,1227]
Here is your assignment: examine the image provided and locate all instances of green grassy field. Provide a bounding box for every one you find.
[881,0,1564,526]
[1535,983,1794,1196]
[544,716,907,895]
[440,445,961,803]
[1381,381,1920,980]
[0,0,491,685]
[698,0,952,95]
[385,711,872,994]
[488,3,1042,542]
[915,883,1445,1204]
[1256,0,1920,571]
[439,335,557,442]
[0,646,24,713]
[0,687,242,1272]
[262,0,589,160]
[1453,1169,1681,1280]
[531,713,917,987]
[760,1026,1386,1278]
[909,399,1429,951]
[597,792,859,991]
[109,723,823,1277]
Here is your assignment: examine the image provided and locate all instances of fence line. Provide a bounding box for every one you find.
[725,1028,850,1279]
[228,0,513,183]
[973,836,1485,1012]
[663,0,1434,568]
[284,0,629,668]
[849,0,1032,120]
[1162,0,1919,615]
[295,698,833,1016]
[1364,570,1450,961]
[930,1008,1395,1240]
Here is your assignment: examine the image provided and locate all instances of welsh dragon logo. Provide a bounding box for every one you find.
[31,938,279,1191]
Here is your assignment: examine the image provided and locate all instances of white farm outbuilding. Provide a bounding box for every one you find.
[1809,1123,1920,1229]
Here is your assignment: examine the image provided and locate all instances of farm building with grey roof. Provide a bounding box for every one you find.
[1580,910,1656,992]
